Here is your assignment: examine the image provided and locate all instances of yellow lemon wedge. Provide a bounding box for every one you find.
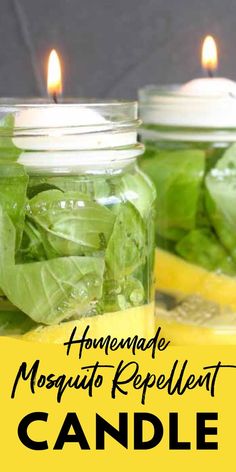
[155,248,236,310]
[155,248,236,345]
[156,307,236,345]
[22,303,154,344]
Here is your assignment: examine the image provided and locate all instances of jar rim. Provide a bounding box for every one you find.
[139,84,236,101]
[0,98,139,131]
[0,98,143,158]
[139,84,236,131]
[0,97,136,106]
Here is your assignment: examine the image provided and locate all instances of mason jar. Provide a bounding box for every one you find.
[139,85,236,345]
[0,100,156,342]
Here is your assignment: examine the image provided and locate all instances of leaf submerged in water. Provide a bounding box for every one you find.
[0,208,105,325]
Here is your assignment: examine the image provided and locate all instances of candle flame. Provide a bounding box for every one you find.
[202,35,218,75]
[47,49,62,98]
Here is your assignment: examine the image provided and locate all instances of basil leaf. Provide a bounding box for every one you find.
[0,206,15,267]
[102,276,145,312]
[105,202,146,277]
[206,144,236,260]
[0,114,21,161]
[206,144,236,223]
[3,257,105,325]
[176,228,236,275]
[139,149,205,238]
[17,218,47,262]
[205,192,236,261]
[120,166,156,218]
[27,189,115,258]
[0,310,37,335]
[0,208,105,324]
[0,161,28,248]
[27,175,111,200]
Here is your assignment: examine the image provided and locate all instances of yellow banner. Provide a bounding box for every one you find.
[0,325,236,471]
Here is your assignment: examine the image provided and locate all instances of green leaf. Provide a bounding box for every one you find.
[116,168,156,301]
[3,257,105,325]
[0,208,105,324]
[0,310,37,336]
[105,202,146,277]
[27,182,60,199]
[205,192,236,261]
[0,114,21,161]
[102,276,145,312]
[17,218,47,262]
[27,175,111,201]
[0,161,28,248]
[0,206,15,268]
[176,228,236,275]
[205,144,236,261]
[196,186,211,228]
[120,166,156,218]
[27,189,115,257]
[139,149,205,239]
[206,144,236,224]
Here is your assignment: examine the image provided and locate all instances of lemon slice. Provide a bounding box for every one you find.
[155,248,236,310]
[22,303,154,343]
[156,306,236,345]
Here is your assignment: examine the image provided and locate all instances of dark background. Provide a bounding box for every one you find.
[1,0,236,99]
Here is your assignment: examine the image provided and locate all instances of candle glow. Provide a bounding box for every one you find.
[47,49,62,100]
[201,35,218,76]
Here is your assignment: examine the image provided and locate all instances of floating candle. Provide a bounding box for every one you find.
[139,36,236,345]
[180,36,236,97]
[0,54,155,341]
[9,50,137,168]
[139,36,236,131]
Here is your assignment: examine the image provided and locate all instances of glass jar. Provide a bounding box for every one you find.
[0,100,156,341]
[139,85,236,345]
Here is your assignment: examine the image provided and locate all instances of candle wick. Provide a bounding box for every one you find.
[52,92,58,104]
[207,68,214,78]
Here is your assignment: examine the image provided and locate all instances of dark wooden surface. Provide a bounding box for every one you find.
[0,0,235,99]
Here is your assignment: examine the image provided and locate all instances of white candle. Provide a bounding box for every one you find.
[140,36,236,134]
[14,104,138,170]
[179,77,236,96]
[10,51,139,169]
[179,35,236,98]
[13,104,136,150]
